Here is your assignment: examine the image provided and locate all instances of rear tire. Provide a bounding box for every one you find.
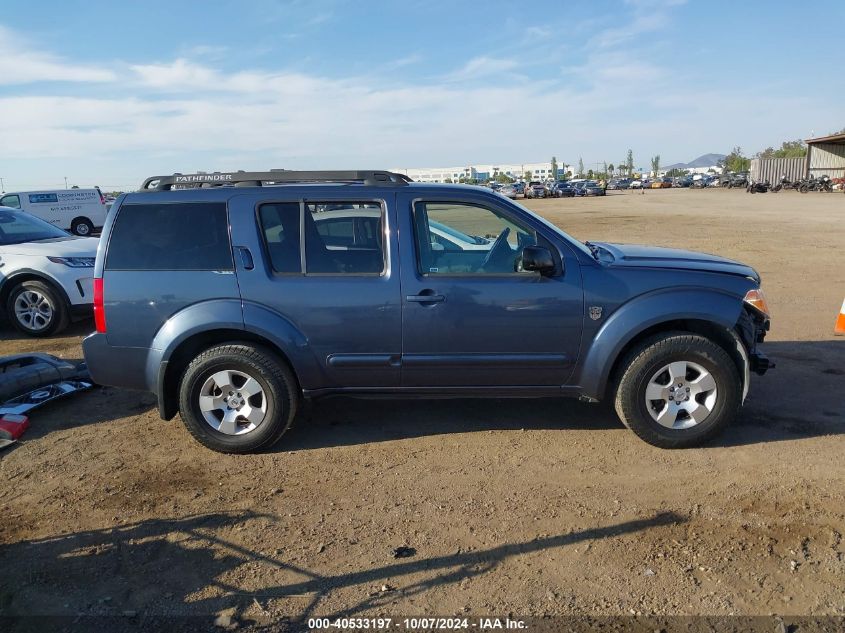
[6,280,69,337]
[614,333,741,448]
[71,218,95,236]
[178,344,299,453]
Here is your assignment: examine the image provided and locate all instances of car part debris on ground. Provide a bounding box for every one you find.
[0,414,29,450]
[0,354,92,449]
[392,546,416,558]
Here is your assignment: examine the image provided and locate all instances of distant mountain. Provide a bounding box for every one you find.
[665,153,726,170]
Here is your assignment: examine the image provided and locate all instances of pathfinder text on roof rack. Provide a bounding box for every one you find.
[139,170,413,191]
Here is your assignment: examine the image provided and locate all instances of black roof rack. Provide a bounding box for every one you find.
[139,170,412,191]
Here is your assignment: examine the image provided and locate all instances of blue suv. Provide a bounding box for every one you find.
[83,170,772,453]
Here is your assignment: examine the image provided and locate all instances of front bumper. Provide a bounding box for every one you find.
[750,350,775,375]
[75,276,94,301]
[737,306,774,375]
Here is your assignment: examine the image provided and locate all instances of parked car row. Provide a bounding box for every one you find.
[496,179,608,199]
[489,170,842,196]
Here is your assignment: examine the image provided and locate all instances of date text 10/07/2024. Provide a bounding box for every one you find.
[307,617,528,630]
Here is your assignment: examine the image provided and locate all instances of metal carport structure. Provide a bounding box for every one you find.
[805,132,845,179]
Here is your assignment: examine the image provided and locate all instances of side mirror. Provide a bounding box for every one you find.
[521,245,556,275]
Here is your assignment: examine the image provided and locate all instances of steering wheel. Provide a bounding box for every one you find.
[481,227,511,271]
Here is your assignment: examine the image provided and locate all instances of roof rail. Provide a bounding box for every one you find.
[138,170,413,191]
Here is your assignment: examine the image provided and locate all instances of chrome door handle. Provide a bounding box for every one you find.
[406,293,445,303]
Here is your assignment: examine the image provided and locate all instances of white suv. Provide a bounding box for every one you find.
[0,206,97,336]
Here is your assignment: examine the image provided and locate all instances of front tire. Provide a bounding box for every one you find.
[6,280,69,337]
[614,333,741,448]
[178,344,299,453]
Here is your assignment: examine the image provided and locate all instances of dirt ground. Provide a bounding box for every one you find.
[1,188,843,627]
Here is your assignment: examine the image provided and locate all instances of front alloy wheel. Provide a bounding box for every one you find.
[644,360,717,429]
[6,280,69,337]
[614,332,741,448]
[14,289,54,333]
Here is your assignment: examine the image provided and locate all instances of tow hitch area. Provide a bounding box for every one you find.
[0,354,93,448]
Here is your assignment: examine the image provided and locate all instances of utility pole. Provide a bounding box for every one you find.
[0,177,4,193]
[64,177,68,190]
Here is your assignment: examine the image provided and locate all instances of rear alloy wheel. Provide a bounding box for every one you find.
[614,333,740,448]
[178,344,298,453]
[6,280,69,337]
[198,369,268,436]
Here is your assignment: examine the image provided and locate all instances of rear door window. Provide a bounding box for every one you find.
[106,202,233,270]
[257,201,386,275]
[305,202,385,274]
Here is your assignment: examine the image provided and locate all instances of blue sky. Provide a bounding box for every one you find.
[0,0,843,190]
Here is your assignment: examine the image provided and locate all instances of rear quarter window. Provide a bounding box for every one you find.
[106,202,233,270]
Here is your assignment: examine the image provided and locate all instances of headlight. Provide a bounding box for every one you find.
[743,288,770,317]
[47,256,95,268]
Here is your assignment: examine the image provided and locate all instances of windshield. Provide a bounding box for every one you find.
[0,208,71,245]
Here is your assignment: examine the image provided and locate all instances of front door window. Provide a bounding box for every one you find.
[412,202,537,275]
[0,195,21,209]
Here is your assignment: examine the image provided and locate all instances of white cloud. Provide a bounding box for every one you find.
[131,59,222,91]
[307,12,333,26]
[524,26,551,40]
[0,25,115,85]
[448,56,520,80]
[383,54,423,70]
[590,14,667,49]
[3,56,832,175]
[129,58,358,97]
[624,0,687,8]
[590,0,686,49]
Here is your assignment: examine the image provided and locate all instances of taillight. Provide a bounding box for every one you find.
[93,278,106,333]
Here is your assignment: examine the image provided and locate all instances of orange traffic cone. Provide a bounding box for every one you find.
[836,299,845,336]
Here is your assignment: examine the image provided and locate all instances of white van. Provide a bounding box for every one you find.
[0,187,108,236]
